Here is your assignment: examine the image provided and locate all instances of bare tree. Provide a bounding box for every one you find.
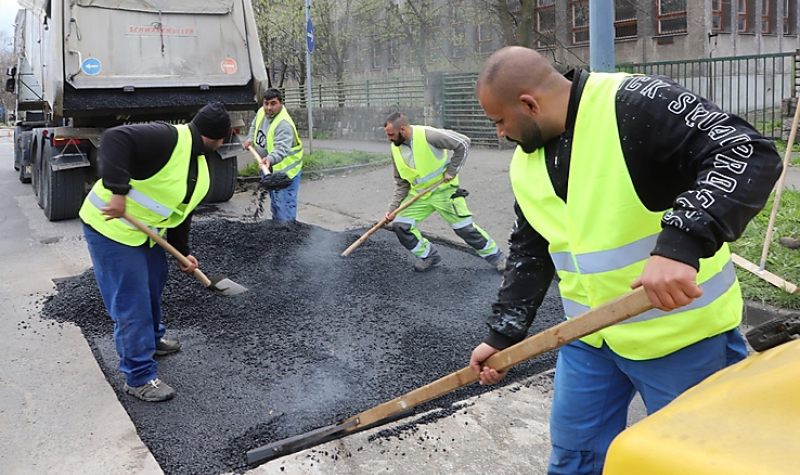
[0,30,15,122]
[253,0,305,90]
[488,0,536,47]
[485,1,589,67]
[312,0,355,106]
[352,0,452,77]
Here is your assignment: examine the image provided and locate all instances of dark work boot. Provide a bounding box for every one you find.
[413,249,442,272]
[485,251,506,273]
[779,236,800,250]
[155,337,181,356]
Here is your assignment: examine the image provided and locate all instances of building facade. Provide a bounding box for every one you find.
[343,0,800,79]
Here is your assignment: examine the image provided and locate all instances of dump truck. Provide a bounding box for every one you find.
[8,0,268,221]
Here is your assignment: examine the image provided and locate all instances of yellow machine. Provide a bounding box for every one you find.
[604,332,800,475]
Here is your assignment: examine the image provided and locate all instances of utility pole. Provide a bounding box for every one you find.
[305,0,314,153]
[589,0,615,72]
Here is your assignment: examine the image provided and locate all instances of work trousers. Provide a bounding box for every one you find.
[547,329,747,475]
[83,224,168,387]
[266,170,302,222]
[392,184,499,260]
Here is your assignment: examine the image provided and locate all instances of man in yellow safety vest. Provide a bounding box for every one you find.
[469,46,782,474]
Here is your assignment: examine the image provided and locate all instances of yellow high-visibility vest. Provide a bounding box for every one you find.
[79,124,210,246]
[509,72,741,360]
[255,106,304,179]
[390,125,459,194]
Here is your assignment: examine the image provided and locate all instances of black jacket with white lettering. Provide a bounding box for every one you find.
[484,69,783,350]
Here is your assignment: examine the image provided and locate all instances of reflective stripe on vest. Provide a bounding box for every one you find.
[509,72,742,360]
[255,106,304,179]
[561,260,737,322]
[85,191,139,231]
[78,124,210,247]
[391,125,459,193]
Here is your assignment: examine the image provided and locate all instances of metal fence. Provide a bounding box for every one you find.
[619,52,796,140]
[283,77,425,108]
[441,51,797,146]
[441,73,497,146]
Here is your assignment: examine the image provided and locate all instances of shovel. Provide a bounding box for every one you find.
[246,145,294,191]
[340,177,448,257]
[245,287,653,466]
[121,212,247,296]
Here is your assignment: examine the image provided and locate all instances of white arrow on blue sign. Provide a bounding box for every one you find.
[306,18,314,53]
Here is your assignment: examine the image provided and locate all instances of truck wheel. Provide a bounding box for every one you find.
[204,153,237,203]
[41,140,86,221]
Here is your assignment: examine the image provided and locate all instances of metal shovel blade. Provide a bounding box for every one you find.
[259,171,293,191]
[207,275,248,296]
[247,418,358,466]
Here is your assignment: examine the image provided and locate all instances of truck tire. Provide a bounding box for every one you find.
[204,153,237,203]
[42,141,86,221]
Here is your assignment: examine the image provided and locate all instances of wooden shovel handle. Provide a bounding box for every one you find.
[341,177,448,257]
[246,145,272,176]
[121,212,212,287]
[344,287,653,430]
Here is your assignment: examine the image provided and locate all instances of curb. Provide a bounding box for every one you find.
[236,160,391,184]
[302,160,392,179]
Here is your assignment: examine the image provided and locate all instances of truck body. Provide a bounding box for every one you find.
[9,0,268,220]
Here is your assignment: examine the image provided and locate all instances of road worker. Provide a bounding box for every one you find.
[469,46,782,474]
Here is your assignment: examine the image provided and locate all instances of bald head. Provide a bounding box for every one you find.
[475,46,572,150]
[477,46,563,102]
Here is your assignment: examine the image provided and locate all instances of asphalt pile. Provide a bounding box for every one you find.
[41,218,563,474]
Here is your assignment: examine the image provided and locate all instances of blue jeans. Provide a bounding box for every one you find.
[83,224,167,387]
[266,170,301,222]
[547,329,747,475]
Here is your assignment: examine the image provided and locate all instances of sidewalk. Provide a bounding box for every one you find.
[785,164,800,190]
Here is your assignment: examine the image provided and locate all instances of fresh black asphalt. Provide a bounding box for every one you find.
[41,217,563,474]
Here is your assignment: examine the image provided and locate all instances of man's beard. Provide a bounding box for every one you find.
[391,135,405,146]
[509,118,546,153]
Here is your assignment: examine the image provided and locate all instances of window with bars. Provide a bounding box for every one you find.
[536,0,556,47]
[615,0,637,39]
[370,37,382,70]
[388,40,399,68]
[571,0,589,44]
[476,23,494,54]
[451,22,466,59]
[657,0,687,34]
[761,0,776,33]
[712,0,730,32]
[448,9,466,58]
[785,0,797,34]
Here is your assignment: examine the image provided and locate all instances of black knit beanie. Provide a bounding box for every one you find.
[191,102,231,139]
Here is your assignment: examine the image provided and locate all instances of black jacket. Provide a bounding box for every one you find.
[485,69,783,350]
[97,122,206,255]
